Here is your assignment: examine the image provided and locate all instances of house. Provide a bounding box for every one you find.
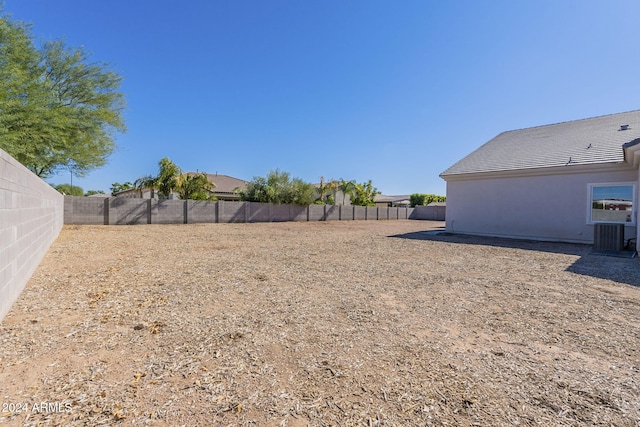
[197,173,247,201]
[115,187,156,199]
[114,173,247,201]
[440,110,640,245]
[374,195,411,208]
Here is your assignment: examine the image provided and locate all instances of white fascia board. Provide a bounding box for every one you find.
[623,143,640,168]
[440,162,635,182]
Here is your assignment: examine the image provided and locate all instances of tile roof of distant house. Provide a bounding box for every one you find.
[441,110,640,177]
[375,194,410,203]
[188,173,247,194]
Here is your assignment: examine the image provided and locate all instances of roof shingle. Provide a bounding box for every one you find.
[441,110,640,177]
[188,173,247,194]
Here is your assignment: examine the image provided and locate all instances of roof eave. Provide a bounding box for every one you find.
[440,162,634,182]
[623,138,640,168]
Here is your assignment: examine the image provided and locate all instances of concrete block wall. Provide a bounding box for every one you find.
[340,206,354,220]
[64,195,108,224]
[62,196,420,225]
[186,200,217,223]
[272,204,292,222]
[218,201,247,223]
[153,200,185,224]
[247,202,271,223]
[410,205,446,221]
[308,204,326,221]
[109,198,149,225]
[325,205,340,221]
[365,206,377,220]
[291,205,308,222]
[354,206,366,220]
[0,148,64,323]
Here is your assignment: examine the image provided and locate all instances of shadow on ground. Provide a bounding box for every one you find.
[389,230,640,287]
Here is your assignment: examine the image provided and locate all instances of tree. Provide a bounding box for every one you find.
[338,179,356,205]
[238,176,268,203]
[134,174,156,198]
[134,159,217,200]
[316,177,339,204]
[85,190,105,196]
[176,172,216,200]
[351,180,380,206]
[238,169,316,206]
[409,194,425,207]
[155,157,181,199]
[0,11,126,178]
[135,157,181,199]
[110,181,133,196]
[0,15,42,165]
[315,177,330,204]
[53,183,83,196]
[409,193,446,207]
[289,177,317,206]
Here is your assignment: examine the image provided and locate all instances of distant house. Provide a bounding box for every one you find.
[374,195,411,208]
[114,173,247,201]
[115,187,155,199]
[440,110,640,244]
[197,173,247,201]
[313,189,411,208]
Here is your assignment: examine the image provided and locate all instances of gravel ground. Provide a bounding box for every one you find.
[0,220,639,426]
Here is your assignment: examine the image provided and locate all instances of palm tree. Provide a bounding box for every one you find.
[177,172,216,200]
[338,179,356,205]
[134,157,181,199]
[316,177,338,204]
[134,174,156,198]
[155,157,181,199]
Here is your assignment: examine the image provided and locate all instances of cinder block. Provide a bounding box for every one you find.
[153,200,185,224]
[218,201,246,223]
[109,198,149,225]
[272,204,292,222]
[291,206,308,222]
[186,200,216,223]
[0,148,63,323]
[248,202,271,222]
[308,205,326,221]
[325,205,340,221]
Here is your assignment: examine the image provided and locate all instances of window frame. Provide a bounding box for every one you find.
[587,182,636,225]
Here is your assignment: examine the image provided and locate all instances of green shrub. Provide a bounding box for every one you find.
[410,193,446,207]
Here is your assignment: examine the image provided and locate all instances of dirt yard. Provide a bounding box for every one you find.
[0,221,638,426]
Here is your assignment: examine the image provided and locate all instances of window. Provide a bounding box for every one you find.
[588,183,636,224]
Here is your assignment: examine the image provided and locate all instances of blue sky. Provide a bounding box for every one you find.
[5,0,640,196]
[592,185,633,202]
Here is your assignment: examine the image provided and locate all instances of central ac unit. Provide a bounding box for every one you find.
[593,223,625,251]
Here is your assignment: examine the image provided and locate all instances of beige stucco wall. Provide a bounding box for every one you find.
[445,166,637,244]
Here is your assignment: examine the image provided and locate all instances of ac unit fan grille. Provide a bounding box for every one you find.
[593,223,625,251]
